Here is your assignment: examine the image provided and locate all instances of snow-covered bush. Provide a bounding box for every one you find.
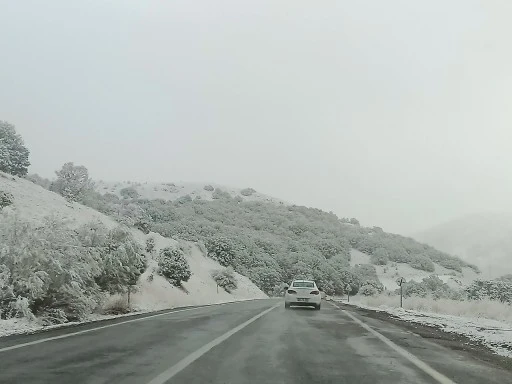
[157,247,191,287]
[205,236,236,266]
[50,162,94,202]
[360,284,378,296]
[146,237,156,254]
[95,226,147,294]
[0,121,30,177]
[410,255,436,272]
[203,185,214,191]
[212,188,231,200]
[0,217,102,321]
[240,188,256,196]
[0,190,13,209]
[211,267,238,293]
[0,216,149,322]
[120,187,139,199]
[466,280,512,303]
[370,248,389,265]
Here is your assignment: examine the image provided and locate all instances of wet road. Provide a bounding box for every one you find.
[1,299,511,384]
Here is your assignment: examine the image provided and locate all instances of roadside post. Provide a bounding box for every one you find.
[396,277,405,307]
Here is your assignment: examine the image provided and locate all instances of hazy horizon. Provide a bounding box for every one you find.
[2,0,512,234]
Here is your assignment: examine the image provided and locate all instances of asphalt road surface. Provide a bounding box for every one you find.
[1,299,511,384]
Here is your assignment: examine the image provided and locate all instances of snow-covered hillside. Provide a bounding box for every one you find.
[95,180,286,205]
[413,213,512,278]
[350,249,479,291]
[0,172,266,325]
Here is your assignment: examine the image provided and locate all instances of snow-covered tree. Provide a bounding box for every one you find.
[51,162,93,202]
[0,121,30,176]
[157,247,191,287]
[95,226,146,294]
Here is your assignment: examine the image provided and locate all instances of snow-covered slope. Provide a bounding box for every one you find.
[0,172,267,313]
[95,180,285,204]
[350,249,479,290]
[413,213,512,278]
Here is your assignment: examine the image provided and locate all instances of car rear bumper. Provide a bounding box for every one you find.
[287,301,319,307]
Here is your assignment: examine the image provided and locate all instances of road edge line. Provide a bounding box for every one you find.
[146,304,280,384]
[0,299,272,353]
[330,302,457,384]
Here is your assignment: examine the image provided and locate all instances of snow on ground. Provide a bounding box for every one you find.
[340,296,512,358]
[95,180,286,205]
[0,173,267,337]
[350,249,478,291]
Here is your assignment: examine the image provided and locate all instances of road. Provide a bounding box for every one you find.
[1,299,511,384]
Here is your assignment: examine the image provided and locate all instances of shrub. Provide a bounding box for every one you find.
[205,236,236,266]
[0,191,13,209]
[410,255,436,272]
[0,217,104,321]
[146,237,156,254]
[100,296,130,315]
[240,188,256,196]
[157,247,192,286]
[0,121,30,177]
[120,187,139,199]
[211,267,238,293]
[360,284,378,296]
[370,248,389,265]
[212,188,231,200]
[203,185,214,191]
[135,219,150,234]
[466,280,512,303]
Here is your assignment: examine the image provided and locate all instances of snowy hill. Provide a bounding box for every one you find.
[95,180,285,205]
[0,172,266,315]
[350,249,479,291]
[413,213,512,278]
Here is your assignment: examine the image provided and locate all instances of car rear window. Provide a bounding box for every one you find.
[292,281,315,288]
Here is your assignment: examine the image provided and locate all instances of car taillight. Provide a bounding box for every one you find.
[287,289,297,294]
[310,290,319,295]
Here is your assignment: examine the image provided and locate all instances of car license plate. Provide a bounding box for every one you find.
[297,298,308,302]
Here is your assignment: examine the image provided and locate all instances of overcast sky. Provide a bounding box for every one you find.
[1,0,511,234]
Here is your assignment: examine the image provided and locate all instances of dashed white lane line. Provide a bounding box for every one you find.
[330,302,457,384]
[146,304,280,384]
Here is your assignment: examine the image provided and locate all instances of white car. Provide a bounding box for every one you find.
[284,280,321,310]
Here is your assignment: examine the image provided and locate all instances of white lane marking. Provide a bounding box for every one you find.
[147,304,279,384]
[330,302,457,384]
[0,301,265,354]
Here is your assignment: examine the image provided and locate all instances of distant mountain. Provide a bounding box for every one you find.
[413,213,512,278]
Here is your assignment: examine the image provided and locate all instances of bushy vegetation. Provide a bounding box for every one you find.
[240,188,256,196]
[0,190,13,209]
[211,267,238,293]
[203,185,214,191]
[400,275,460,300]
[79,187,477,296]
[120,187,139,199]
[157,247,192,287]
[0,121,30,177]
[466,279,512,303]
[0,215,146,323]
